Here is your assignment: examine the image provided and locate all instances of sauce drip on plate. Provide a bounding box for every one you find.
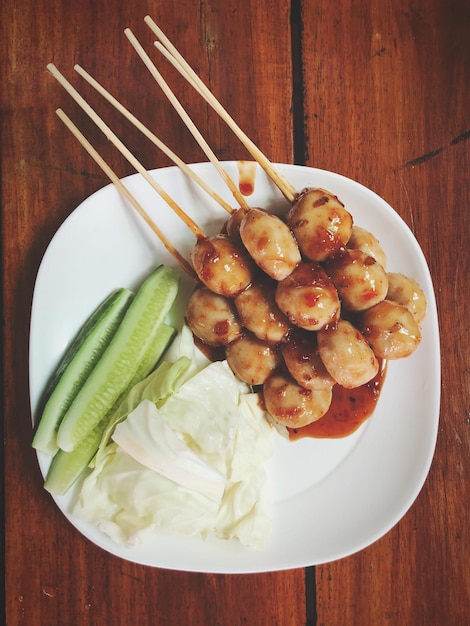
[237,160,257,196]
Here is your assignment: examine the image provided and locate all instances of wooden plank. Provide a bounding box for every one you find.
[2,1,306,625]
[301,1,470,624]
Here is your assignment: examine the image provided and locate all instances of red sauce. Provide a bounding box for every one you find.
[288,360,387,439]
[240,181,254,196]
[237,160,257,196]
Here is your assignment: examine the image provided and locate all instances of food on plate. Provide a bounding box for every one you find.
[386,272,427,323]
[358,299,422,359]
[275,262,341,330]
[287,187,353,261]
[190,234,255,297]
[183,186,426,430]
[37,21,435,564]
[35,176,427,507]
[239,207,302,280]
[47,50,427,433]
[325,249,389,311]
[347,225,387,269]
[263,370,333,428]
[55,265,179,452]
[71,327,273,551]
[33,266,179,494]
[281,330,335,391]
[317,319,379,389]
[32,287,134,455]
[43,323,176,496]
[234,276,291,344]
[225,332,282,385]
[186,285,243,346]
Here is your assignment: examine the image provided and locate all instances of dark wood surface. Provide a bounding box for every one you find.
[2,1,469,624]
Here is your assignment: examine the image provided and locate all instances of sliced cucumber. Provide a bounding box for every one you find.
[44,419,105,496]
[44,323,176,495]
[56,265,179,452]
[135,322,176,381]
[32,288,134,455]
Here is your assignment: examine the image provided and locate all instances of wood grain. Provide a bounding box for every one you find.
[2,0,469,625]
[2,2,304,626]
[301,1,470,624]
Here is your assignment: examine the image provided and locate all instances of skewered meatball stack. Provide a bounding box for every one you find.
[186,188,427,430]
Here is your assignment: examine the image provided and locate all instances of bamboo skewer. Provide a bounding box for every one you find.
[55,108,197,281]
[124,28,251,212]
[144,15,298,204]
[74,64,233,215]
[47,63,204,238]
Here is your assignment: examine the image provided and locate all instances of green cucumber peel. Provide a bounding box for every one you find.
[32,287,134,455]
[134,322,176,381]
[56,265,179,452]
[44,323,177,495]
[43,419,104,495]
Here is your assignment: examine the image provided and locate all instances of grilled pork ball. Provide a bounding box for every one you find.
[358,299,422,359]
[347,225,387,269]
[317,319,379,388]
[281,330,335,390]
[234,276,291,344]
[239,207,301,281]
[275,262,340,331]
[191,234,254,297]
[287,188,353,262]
[186,286,243,347]
[226,332,281,386]
[263,370,332,428]
[325,249,388,311]
[386,272,427,324]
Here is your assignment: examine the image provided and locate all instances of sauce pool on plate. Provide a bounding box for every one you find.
[289,360,387,439]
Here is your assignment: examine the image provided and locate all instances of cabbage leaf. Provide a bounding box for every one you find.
[73,327,273,551]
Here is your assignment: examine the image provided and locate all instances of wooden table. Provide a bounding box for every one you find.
[3,1,469,624]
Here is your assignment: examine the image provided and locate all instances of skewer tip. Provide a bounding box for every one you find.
[124,28,140,46]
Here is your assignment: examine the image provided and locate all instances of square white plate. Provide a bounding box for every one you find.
[29,162,440,572]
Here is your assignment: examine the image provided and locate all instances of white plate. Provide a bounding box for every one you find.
[29,162,440,573]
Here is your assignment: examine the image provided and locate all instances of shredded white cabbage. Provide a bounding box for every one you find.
[73,328,273,551]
